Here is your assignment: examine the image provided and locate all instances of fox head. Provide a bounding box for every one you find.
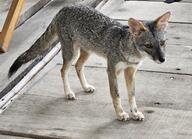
[128,12,171,63]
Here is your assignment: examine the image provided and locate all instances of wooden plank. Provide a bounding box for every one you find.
[16,0,51,28]
[126,0,192,3]
[0,130,61,139]
[21,66,192,111]
[0,135,29,139]
[100,1,192,23]
[0,67,191,138]
[0,0,15,31]
[0,0,25,52]
[1,104,192,139]
[0,44,61,112]
[0,0,52,31]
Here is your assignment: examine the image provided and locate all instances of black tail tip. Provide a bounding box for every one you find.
[8,67,16,78]
[8,62,22,78]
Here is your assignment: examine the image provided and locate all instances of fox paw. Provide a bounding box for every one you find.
[84,85,95,93]
[131,111,144,121]
[117,112,130,121]
[65,93,76,100]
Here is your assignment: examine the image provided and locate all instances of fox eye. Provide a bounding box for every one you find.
[144,43,152,48]
[160,40,166,46]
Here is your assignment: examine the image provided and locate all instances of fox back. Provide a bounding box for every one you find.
[55,5,170,64]
[55,5,127,57]
[9,5,170,76]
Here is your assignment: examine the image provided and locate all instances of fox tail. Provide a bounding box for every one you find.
[8,18,58,77]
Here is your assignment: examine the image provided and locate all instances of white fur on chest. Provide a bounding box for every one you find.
[115,62,128,72]
[128,56,141,64]
[115,61,143,74]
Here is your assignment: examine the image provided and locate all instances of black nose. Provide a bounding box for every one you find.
[159,57,165,63]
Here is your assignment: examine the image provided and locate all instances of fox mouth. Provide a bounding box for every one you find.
[155,58,166,64]
[155,60,163,64]
[147,54,166,64]
[142,50,166,64]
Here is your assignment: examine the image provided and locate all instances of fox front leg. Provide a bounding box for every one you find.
[107,64,129,121]
[124,67,144,121]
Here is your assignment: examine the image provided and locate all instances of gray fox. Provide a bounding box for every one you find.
[9,5,171,121]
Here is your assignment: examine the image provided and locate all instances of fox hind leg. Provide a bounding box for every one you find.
[75,49,95,93]
[60,36,79,100]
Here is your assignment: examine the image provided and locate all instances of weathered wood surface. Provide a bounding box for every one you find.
[20,64,192,111]
[0,0,12,31]
[0,0,52,52]
[101,1,192,23]
[0,0,25,52]
[0,65,191,138]
[0,135,29,139]
[0,0,51,31]
[126,0,192,3]
[0,0,192,138]
[0,0,82,91]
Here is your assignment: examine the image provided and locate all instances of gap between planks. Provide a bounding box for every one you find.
[0,130,67,139]
[55,64,192,77]
[115,19,192,25]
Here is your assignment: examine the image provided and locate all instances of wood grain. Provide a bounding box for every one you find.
[0,67,191,139]
[0,0,25,52]
[101,1,192,23]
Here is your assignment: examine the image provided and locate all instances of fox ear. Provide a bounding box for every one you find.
[128,18,147,36]
[155,11,171,31]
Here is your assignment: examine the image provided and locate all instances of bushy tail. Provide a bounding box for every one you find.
[8,18,58,77]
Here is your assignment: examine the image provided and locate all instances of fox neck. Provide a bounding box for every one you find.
[120,33,146,65]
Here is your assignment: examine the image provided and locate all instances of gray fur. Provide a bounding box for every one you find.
[9,5,170,121]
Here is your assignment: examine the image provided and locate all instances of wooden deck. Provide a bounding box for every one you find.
[0,0,192,138]
[0,0,51,52]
